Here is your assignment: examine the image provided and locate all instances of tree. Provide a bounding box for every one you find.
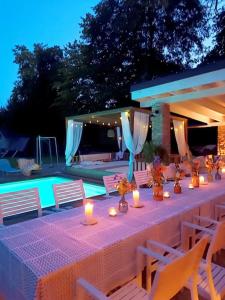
[202,7,225,63]
[5,44,66,142]
[58,0,209,110]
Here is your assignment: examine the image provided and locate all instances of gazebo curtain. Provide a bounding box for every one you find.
[121,111,149,181]
[65,120,83,166]
[173,120,191,159]
[116,127,127,152]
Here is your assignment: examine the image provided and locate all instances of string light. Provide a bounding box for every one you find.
[170,127,173,130]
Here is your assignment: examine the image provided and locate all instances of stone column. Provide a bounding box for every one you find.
[151,103,171,154]
[218,126,225,155]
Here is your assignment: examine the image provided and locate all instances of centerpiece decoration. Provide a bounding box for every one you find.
[214,156,222,180]
[174,163,182,194]
[149,156,165,201]
[115,176,136,213]
[81,200,98,225]
[191,160,200,188]
[205,155,214,182]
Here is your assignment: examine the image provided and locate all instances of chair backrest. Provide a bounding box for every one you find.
[207,220,225,261]
[133,170,151,188]
[103,173,126,196]
[149,237,208,300]
[0,188,41,224]
[53,179,85,208]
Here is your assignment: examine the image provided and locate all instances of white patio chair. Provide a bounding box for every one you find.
[53,179,86,209]
[133,170,151,188]
[215,203,225,221]
[181,219,225,300]
[0,188,42,224]
[103,173,126,196]
[76,237,208,300]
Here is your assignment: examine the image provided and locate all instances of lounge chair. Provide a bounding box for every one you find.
[0,159,21,174]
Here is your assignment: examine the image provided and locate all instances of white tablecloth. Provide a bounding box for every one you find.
[0,178,225,300]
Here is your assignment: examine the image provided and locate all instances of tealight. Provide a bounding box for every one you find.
[188,183,194,189]
[199,176,205,185]
[163,191,170,198]
[133,190,140,206]
[108,207,117,217]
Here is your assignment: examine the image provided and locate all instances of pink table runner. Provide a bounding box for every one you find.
[0,178,225,299]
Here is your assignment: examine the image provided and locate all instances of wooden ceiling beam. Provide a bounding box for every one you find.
[169,104,211,124]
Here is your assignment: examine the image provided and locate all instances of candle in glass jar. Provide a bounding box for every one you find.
[84,202,93,221]
[188,183,194,189]
[133,190,140,206]
[108,207,117,217]
[163,191,170,198]
[199,176,205,185]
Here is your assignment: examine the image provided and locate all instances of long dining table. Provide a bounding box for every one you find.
[0,178,225,300]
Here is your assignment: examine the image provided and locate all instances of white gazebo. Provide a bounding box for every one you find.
[131,59,225,156]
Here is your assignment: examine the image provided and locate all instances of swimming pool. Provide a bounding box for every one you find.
[0,176,106,208]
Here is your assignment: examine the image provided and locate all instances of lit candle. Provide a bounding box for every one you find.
[85,202,93,221]
[199,176,205,185]
[222,168,225,174]
[108,207,117,217]
[188,183,194,189]
[133,190,140,207]
[163,191,170,198]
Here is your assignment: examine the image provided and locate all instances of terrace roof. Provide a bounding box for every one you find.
[131,59,225,127]
[66,106,150,127]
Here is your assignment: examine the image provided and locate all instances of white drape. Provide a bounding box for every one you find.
[121,111,149,181]
[116,127,127,152]
[65,120,83,166]
[173,120,191,159]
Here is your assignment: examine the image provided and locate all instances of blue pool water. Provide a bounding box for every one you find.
[0,177,106,208]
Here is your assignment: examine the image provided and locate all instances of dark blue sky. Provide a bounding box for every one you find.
[0,0,100,107]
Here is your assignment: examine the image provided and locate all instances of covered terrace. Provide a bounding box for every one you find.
[131,59,225,156]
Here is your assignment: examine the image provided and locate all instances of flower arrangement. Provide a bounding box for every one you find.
[205,155,214,172]
[205,155,214,182]
[148,156,165,201]
[191,159,200,188]
[115,176,136,196]
[148,156,165,186]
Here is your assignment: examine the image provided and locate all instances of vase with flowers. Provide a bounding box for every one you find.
[191,160,200,188]
[115,176,136,213]
[174,163,182,194]
[214,156,222,180]
[205,155,214,182]
[148,156,165,201]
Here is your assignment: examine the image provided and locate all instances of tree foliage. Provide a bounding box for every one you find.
[1,0,213,142]
[3,44,65,141]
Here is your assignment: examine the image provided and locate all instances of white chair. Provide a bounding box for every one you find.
[103,173,126,196]
[76,237,208,300]
[53,179,86,209]
[133,170,151,188]
[0,188,42,224]
[215,203,225,221]
[181,219,225,300]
